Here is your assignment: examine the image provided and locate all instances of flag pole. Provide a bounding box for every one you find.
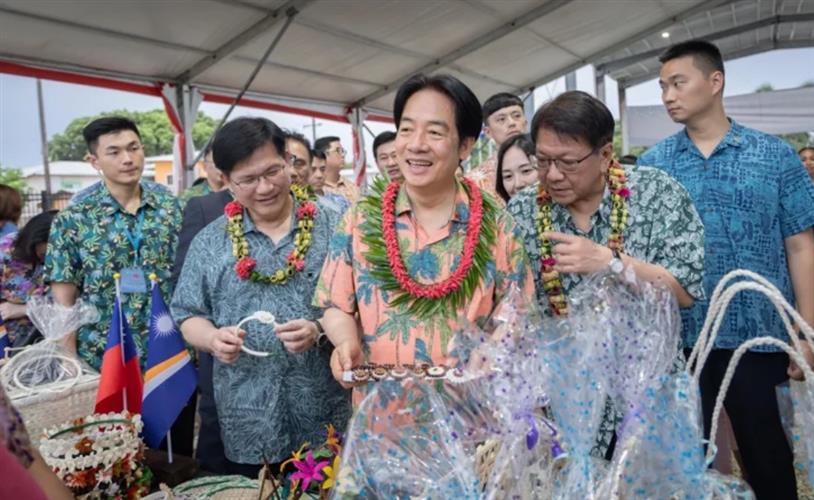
[113,272,127,413]
[149,273,174,465]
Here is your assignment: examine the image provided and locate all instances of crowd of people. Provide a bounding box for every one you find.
[1,38,813,499]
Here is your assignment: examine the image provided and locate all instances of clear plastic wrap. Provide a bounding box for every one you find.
[1,296,99,395]
[566,269,753,499]
[332,379,482,499]
[777,379,814,491]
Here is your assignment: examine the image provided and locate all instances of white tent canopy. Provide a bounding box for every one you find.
[1,0,812,185]
[627,85,814,147]
[7,0,813,114]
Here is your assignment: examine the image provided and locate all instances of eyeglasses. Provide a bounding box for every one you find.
[231,165,286,190]
[289,154,309,169]
[328,147,346,156]
[536,149,596,174]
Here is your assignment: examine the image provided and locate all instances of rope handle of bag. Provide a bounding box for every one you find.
[706,335,814,463]
[688,269,814,380]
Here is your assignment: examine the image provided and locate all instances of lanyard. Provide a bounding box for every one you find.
[116,209,145,261]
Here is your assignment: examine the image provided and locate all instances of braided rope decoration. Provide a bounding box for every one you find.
[706,336,814,464]
[235,311,277,358]
[685,270,814,464]
[689,269,814,380]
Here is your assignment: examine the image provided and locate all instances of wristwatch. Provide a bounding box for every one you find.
[608,248,624,274]
[313,319,328,346]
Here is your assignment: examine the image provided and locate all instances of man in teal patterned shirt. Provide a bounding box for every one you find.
[507,91,705,458]
[46,116,182,372]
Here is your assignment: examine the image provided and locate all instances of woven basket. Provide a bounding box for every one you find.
[8,373,99,444]
[476,439,501,486]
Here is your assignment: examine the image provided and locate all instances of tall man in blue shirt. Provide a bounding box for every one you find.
[639,40,814,499]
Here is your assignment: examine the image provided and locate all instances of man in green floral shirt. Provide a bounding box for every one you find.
[46,117,182,372]
[506,91,705,458]
[179,145,226,206]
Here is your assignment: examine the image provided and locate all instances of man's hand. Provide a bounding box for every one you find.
[545,231,613,274]
[209,326,246,364]
[275,319,318,353]
[330,338,364,389]
[788,341,814,381]
[0,302,27,321]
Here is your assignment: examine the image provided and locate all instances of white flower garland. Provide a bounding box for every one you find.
[39,412,143,474]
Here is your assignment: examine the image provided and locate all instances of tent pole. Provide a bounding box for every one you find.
[618,83,629,156]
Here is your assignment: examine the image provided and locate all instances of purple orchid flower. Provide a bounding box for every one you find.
[290,451,329,491]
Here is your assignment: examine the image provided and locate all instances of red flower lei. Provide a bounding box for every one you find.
[225,185,316,284]
[381,177,484,299]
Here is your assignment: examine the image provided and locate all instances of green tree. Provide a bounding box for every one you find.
[778,132,812,152]
[0,166,28,192]
[755,83,774,93]
[48,110,218,161]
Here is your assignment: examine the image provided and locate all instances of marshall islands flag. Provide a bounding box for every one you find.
[141,281,197,448]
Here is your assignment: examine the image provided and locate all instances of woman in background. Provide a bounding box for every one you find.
[799,146,814,181]
[0,210,57,349]
[0,185,22,238]
[495,134,538,203]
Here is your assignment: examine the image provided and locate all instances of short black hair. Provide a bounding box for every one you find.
[12,210,57,265]
[800,146,814,155]
[482,92,523,124]
[82,116,141,155]
[312,149,326,161]
[530,91,614,151]
[373,131,397,158]
[496,134,535,203]
[285,130,313,164]
[619,154,638,165]
[659,39,725,76]
[393,73,482,144]
[212,117,286,175]
[313,136,340,155]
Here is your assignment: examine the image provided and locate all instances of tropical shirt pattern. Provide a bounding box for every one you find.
[313,180,533,368]
[69,179,171,207]
[171,197,351,464]
[323,176,360,204]
[179,181,212,206]
[467,154,506,208]
[507,164,705,458]
[507,164,705,315]
[0,381,33,468]
[45,181,182,371]
[639,120,814,352]
[0,234,47,345]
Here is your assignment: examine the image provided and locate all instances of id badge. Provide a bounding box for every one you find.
[120,267,148,294]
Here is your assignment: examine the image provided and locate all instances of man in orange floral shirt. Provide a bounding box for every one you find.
[313,74,532,386]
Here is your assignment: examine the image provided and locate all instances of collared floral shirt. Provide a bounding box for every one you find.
[507,164,706,316]
[0,234,47,345]
[323,176,360,203]
[179,181,212,206]
[45,181,182,371]
[313,181,533,367]
[467,154,506,208]
[0,384,33,468]
[171,197,351,464]
[639,120,814,351]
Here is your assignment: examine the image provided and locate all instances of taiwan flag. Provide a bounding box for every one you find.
[0,318,9,358]
[95,297,142,414]
[141,284,197,448]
